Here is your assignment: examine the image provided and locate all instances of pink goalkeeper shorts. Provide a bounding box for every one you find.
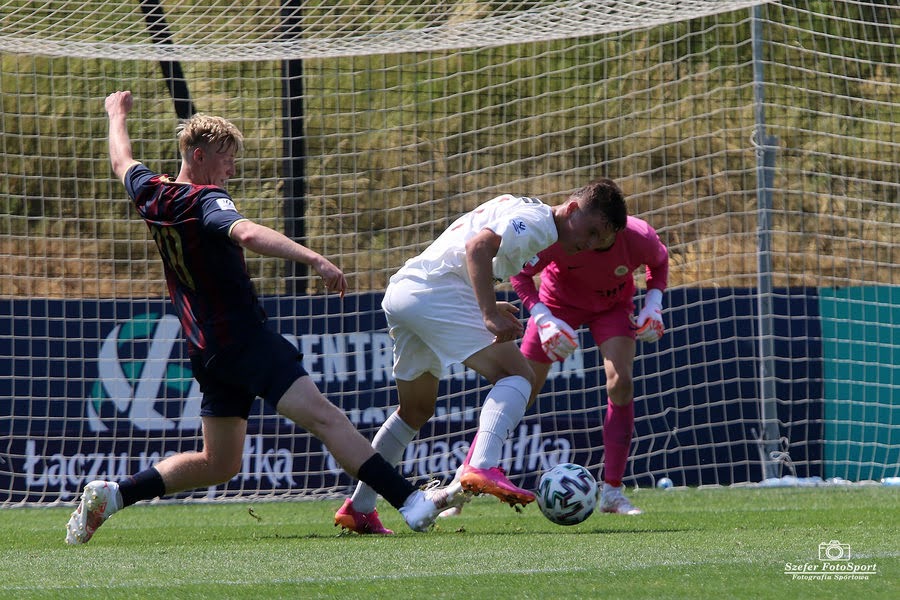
[519,301,635,364]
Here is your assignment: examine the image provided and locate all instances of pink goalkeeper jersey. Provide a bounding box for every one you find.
[511,215,669,314]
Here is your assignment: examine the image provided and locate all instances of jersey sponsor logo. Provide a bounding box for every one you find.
[512,219,527,234]
[595,280,629,298]
[615,265,629,277]
[216,197,237,211]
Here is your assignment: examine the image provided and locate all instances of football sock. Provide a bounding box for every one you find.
[463,432,477,465]
[351,411,418,513]
[118,467,166,508]
[468,375,531,469]
[356,453,417,510]
[603,401,634,487]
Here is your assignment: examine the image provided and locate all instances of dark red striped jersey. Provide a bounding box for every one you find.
[125,163,265,360]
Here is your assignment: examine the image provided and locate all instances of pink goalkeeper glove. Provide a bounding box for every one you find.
[634,288,664,343]
[530,302,578,361]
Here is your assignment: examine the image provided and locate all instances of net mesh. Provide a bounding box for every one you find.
[1,0,898,506]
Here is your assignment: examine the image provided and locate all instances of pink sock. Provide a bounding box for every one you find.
[603,401,634,487]
[463,432,478,465]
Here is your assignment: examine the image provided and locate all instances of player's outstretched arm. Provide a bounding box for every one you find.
[105,91,140,183]
[230,220,347,296]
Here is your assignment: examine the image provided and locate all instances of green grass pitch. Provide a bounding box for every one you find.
[1,486,896,599]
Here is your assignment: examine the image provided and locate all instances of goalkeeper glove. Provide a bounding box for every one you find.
[634,288,664,343]
[530,302,578,361]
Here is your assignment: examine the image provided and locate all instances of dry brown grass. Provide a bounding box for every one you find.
[2,21,897,299]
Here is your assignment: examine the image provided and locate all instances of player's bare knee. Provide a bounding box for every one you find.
[198,456,242,485]
[514,365,536,390]
[525,368,536,389]
[301,405,347,439]
[493,363,535,388]
[214,452,244,481]
[279,386,342,432]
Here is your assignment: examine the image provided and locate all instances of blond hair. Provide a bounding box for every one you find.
[176,114,244,158]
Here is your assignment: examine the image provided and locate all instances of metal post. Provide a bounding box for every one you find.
[281,0,307,295]
[752,5,781,480]
[139,0,197,121]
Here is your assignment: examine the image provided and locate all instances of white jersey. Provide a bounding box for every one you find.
[394,194,558,285]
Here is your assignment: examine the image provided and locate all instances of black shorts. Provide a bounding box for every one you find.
[190,327,309,420]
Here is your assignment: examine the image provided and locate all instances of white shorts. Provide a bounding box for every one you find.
[382,274,495,380]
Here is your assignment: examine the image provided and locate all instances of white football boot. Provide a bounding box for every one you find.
[599,483,643,515]
[400,481,472,532]
[65,481,122,544]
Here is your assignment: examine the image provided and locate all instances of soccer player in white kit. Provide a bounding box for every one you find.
[335,179,627,534]
[511,214,669,515]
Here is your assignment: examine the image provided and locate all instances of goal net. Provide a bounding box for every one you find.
[1,0,898,506]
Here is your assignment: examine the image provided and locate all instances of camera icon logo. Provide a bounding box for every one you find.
[818,540,851,561]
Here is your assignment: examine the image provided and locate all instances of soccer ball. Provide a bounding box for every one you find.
[536,463,598,526]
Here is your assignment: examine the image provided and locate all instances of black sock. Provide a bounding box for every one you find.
[356,453,417,510]
[118,467,166,508]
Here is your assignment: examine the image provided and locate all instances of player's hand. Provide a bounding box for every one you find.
[634,288,664,343]
[105,91,133,118]
[312,256,347,298]
[485,302,523,344]
[530,302,578,362]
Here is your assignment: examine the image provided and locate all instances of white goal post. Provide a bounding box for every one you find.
[1,0,897,506]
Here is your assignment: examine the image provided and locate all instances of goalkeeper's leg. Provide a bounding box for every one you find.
[597,335,636,488]
[596,335,642,515]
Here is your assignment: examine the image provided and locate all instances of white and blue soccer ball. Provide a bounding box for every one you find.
[536,463,598,526]
[657,477,674,489]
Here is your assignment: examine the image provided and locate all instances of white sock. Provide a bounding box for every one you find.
[468,376,531,469]
[350,410,418,513]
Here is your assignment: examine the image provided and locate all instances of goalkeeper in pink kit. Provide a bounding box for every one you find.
[511,215,668,515]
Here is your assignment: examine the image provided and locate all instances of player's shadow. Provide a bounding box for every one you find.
[493,527,694,536]
[583,527,691,535]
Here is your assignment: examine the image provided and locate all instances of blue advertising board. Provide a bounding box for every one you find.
[0,290,822,504]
